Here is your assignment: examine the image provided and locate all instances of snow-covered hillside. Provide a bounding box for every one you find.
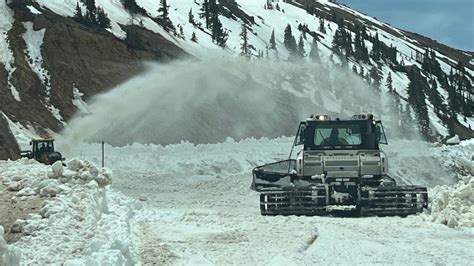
[26,0,472,139]
[0,0,472,146]
[1,138,473,264]
[1,1,473,264]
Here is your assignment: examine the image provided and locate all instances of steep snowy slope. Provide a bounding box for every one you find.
[1,0,472,152]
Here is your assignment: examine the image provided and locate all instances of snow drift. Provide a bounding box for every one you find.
[429,176,474,228]
[58,58,409,148]
[0,158,140,265]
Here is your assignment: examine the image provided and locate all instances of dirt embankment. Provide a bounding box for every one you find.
[0,114,20,160]
[0,1,189,159]
[0,183,43,243]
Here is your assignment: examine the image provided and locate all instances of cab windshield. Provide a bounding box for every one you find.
[314,124,362,146]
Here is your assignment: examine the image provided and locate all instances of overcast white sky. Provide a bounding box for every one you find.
[338,0,474,51]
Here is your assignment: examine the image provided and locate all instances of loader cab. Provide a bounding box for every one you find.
[295,114,387,151]
[32,139,55,154]
[21,139,63,165]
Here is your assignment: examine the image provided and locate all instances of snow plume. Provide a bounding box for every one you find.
[59,58,415,147]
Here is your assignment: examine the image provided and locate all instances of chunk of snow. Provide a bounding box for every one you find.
[27,5,42,15]
[51,161,64,175]
[0,225,21,266]
[16,187,37,197]
[446,135,460,145]
[428,176,474,228]
[72,86,90,114]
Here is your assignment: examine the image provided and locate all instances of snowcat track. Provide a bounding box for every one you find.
[260,189,327,216]
[360,186,428,217]
[259,186,428,217]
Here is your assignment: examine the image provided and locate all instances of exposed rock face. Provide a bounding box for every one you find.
[0,114,20,160]
[0,2,188,153]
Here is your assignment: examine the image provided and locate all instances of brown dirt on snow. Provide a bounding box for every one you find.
[0,183,43,243]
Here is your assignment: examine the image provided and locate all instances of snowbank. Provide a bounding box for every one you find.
[0,158,111,198]
[428,176,474,228]
[422,139,474,228]
[0,158,140,264]
[0,226,21,266]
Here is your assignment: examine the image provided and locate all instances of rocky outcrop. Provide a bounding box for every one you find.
[0,1,188,142]
[0,114,20,160]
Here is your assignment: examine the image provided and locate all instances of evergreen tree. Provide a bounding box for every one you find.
[369,67,382,95]
[371,33,381,61]
[211,12,227,47]
[386,72,393,92]
[352,64,358,74]
[309,36,320,62]
[269,29,276,49]
[331,26,342,54]
[297,34,305,58]
[158,0,174,31]
[421,48,443,79]
[83,0,97,26]
[125,30,143,49]
[427,78,444,114]
[407,68,431,138]
[331,21,352,58]
[199,0,210,29]
[344,29,353,56]
[191,32,198,42]
[96,7,111,28]
[353,26,369,62]
[318,18,326,34]
[446,78,461,114]
[359,67,365,78]
[400,103,415,138]
[388,90,401,130]
[84,0,96,13]
[121,0,146,15]
[266,0,274,9]
[75,0,111,28]
[188,8,195,25]
[369,67,382,113]
[240,24,250,58]
[283,24,297,55]
[73,2,84,23]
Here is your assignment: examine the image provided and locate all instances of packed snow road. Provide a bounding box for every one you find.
[66,138,473,265]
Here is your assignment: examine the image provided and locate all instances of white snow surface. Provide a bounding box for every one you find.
[22,21,64,124]
[27,5,42,15]
[1,112,40,150]
[1,138,473,264]
[0,0,20,101]
[0,158,141,265]
[72,85,90,115]
[2,0,474,264]
[54,137,474,264]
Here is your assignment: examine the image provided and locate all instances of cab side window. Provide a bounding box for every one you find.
[375,122,388,144]
[296,123,306,146]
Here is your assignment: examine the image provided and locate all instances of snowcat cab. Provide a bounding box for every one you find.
[251,114,428,217]
[21,139,63,165]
